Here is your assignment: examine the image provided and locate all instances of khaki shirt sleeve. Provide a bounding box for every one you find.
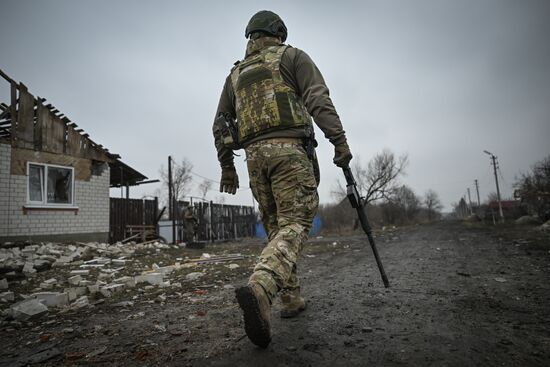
[280,47,347,146]
[212,75,236,168]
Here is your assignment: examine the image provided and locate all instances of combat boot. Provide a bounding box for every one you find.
[235,282,272,348]
[280,290,306,318]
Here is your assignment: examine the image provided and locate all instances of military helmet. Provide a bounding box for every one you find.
[245,10,287,42]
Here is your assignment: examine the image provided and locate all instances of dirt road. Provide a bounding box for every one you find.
[1,221,549,366]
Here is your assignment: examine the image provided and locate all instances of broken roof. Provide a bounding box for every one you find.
[0,69,148,187]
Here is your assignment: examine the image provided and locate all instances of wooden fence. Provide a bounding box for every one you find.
[175,200,256,242]
[109,197,255,244]
[109,197,158,243]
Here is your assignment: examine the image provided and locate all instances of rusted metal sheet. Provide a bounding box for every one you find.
[16,85,35,149]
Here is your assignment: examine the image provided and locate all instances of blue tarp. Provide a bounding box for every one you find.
[255,215,322,238]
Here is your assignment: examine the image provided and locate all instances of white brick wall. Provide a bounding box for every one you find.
[0,143,110,239]
[0,143,11,237]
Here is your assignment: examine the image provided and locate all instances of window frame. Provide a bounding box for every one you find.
[26,162,77,209]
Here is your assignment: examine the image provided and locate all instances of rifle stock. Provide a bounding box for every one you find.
[343,167,390,288]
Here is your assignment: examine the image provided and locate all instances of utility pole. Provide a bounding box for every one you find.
[168,156,175,244]
[467,188,473,214]
[474,179,481,207]
[483,150,504,222]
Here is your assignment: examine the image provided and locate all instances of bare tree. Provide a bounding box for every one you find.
[159,158,193,202]
[424,189,443,221]
[198,179,212,200]
[514,155,550,221]
[333,149,408,205]
[379,185,420,224]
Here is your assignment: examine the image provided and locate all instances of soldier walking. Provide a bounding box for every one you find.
[213,10,353,348]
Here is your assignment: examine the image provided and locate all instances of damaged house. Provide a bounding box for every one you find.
[0,70,148,243]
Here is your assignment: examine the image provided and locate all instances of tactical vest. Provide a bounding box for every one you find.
[231,45,312,144]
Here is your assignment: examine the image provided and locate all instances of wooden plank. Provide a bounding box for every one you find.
[50,114,65,153]
[10,83,16,144]
[16,85,35,149]
[34,99,45,151]
[66,124,82,156]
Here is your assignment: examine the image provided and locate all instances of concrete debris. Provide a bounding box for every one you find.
[70,270,90,276]
[87,284,100,294]
[65,287,88,302]
[68,275,83,286]
[136,273,164,285]
[114,276,136,288]
[113,300,134,307]
[185,272,205,281]
[0,239,250,322]
[30,292,69,307]
[23,262,36,274]
[70,296,89,310]
[10,298,49,320]
[0,291,15,302]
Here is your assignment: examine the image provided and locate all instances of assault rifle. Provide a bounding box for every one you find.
[343,166,390,288]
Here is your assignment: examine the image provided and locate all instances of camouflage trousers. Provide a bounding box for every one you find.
[245,138,319,303]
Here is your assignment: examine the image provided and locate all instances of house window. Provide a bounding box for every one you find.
[27,163,74,206]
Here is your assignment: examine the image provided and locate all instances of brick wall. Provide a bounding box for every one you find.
[0,143,10,237]
[0,142,110,242]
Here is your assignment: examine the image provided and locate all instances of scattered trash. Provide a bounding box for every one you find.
[39,334,51,343]
[227,263,240,269]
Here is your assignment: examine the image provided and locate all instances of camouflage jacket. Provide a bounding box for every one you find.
[213,36,347,167]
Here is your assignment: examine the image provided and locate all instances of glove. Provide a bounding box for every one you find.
[333,141,353,168]
[220,166,239,194]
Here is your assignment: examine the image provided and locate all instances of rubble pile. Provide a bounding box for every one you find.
[1,240,249,322]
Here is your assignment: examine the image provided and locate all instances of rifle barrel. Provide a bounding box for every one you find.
[343,167,390,288]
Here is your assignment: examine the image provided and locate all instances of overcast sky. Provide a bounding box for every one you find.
[1,0,549,211]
